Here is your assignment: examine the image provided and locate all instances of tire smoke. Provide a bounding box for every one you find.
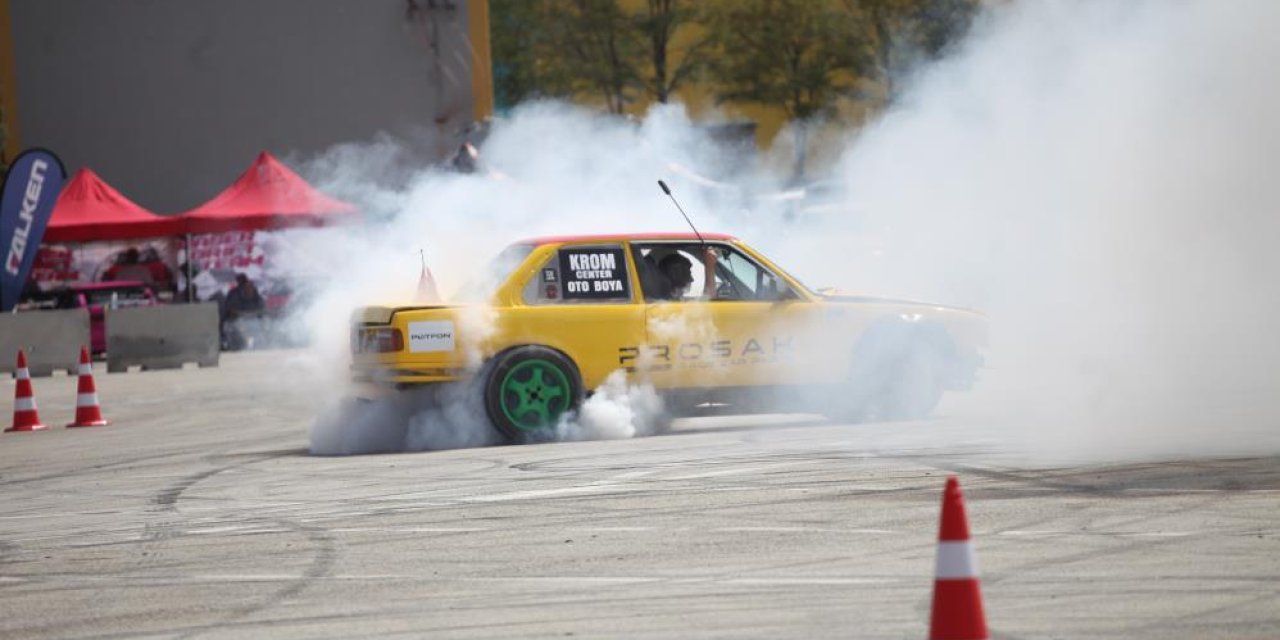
[299,0,1280,462]
[811,0,1280,463]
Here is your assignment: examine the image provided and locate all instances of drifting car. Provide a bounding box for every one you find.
[350,232,986,440]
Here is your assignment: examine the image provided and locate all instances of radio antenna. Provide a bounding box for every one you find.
[657,180,705,245]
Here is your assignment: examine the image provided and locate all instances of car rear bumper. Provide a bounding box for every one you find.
[350,365,468,385]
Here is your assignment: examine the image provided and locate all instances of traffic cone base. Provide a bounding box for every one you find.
[66,347,110,428]
[7,350,48,432]
[7,390,47,431]
[930,580,987,640]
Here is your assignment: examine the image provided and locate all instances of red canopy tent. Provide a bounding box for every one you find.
[178,151,358,233]
[44,168,184,242]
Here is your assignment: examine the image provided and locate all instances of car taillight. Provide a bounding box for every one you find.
[353,327,404,353]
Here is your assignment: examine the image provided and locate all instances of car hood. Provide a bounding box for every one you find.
[815,289,981,315]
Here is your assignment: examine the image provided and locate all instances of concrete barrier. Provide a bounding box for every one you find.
[105,304,220,373]
[0,309,91,376]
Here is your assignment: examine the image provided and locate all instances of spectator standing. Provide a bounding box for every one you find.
[221,273,265,350]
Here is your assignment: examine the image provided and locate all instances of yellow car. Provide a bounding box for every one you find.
[351,232,986,440]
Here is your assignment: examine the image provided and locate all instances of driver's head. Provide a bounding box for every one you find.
[658,253,694,296]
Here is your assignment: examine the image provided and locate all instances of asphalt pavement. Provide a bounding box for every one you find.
[1,351,1277,639]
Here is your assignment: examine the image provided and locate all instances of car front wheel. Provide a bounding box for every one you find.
[875,344,945,421]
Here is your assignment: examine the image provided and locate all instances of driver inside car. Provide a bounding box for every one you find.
[655,246,719,300]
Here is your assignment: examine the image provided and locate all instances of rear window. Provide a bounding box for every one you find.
[523,243,632,305]
[452,243,535,303]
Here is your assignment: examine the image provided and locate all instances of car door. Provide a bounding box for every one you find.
[502,242,647,391]
[634,241,841,389]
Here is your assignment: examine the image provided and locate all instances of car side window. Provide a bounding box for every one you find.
[522,243,633,305]
[713,246,787,301]
[632,244,709,301]
[632,242,788,302]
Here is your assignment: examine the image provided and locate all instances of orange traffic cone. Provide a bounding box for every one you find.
[929,475,988,640]
[67,347,110,428]
[6,350,48,432]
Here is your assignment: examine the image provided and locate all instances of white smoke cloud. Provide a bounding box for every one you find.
[816,0,1280,463]
[302,0,1280,462]
[557,370,668,441]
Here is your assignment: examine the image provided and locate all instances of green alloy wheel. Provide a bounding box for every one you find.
[500,360,571,429]
[484,346,583,440]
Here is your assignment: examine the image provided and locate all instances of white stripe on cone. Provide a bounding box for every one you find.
[14,397,36,412]
[934,541,979,579]
[78,363,92,375]
[16,368,30,380]
[76,393,100,408]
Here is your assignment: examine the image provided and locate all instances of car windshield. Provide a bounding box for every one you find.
[83,287,151,306]
[451,244,535,303]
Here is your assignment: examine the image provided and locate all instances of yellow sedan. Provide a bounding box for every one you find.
[351,232,986,440]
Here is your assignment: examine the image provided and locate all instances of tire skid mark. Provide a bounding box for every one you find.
[944,457,1280,496]
[168,519,338,640]
[0,539,19,566]
[153,468,228,510]
[939,461,1250,535]
[265,461,943,533]
[151,449,299,513]
[136,451,340,640]
[135,452,292,584]
[914,459,1270,599]
[1166,590,1280,624]
[43,519,340,640]
[4,451,198,488]
[1,434,298,488]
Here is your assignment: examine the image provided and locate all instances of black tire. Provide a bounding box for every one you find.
[483,346,584,441]
[833,326,948,423]
[874,343,945,421]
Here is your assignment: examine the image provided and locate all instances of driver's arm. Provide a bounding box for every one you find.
[701,247,718,300]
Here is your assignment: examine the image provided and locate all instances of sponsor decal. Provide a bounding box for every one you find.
[408,320,456,352]
[619,335,794,371]
[1,149,68,311]
[5,160,48,276]
[558,247,630,299]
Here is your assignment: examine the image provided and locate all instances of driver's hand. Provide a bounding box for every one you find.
[701,247,718,300]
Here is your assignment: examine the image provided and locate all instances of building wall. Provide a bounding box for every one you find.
[0,0,21,168]
[7,0,490,212]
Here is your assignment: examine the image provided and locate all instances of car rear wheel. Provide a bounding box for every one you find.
[483,346,583,441]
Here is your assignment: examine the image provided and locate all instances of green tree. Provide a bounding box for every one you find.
[636,0,708,104]
[491,0,710,113]
[702,0,871,179]
[842,0,980,103]
[540,0,644,114]
[491,0,550,110]
[491,1,585,110]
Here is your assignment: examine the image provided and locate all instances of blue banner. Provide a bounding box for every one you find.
[1,148,67,312]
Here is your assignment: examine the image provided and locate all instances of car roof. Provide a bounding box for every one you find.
[517,231,737,246]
